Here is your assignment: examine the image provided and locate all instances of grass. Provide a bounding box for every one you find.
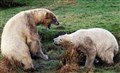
[0,0,120,73]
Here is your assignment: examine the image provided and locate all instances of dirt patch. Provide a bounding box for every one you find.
[55,26,65,30]
[54,31,66,38]
[0,0,26,8]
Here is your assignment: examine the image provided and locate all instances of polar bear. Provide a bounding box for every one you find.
[1,8,59,70]
[54,28,119,68]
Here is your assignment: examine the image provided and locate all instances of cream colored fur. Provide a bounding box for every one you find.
[1,8,59,70]
[54,28,119,68]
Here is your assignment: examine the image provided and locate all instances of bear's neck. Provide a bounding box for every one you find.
[31,12,43,25]
[69,34,79,47]
[32,15,40,25]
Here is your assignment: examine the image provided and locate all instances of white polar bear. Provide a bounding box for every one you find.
[1,8,59,70]
[54,28,119,68]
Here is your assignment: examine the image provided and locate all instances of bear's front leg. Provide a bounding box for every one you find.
[84,48,96,73]
[83,36,96,68]
[26,30,48,60]
[28,38,48,60]
[25,20,48,60]
[39,48,48,60]
[85,50,96,68]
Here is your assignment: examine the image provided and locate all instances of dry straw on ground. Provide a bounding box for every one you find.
[59,64,79,73]
[58,41,80,73]
[58,40,95,73]
[0,57,21,73]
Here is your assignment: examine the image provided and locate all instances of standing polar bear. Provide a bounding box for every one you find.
[1,8,59,70]
[54,28,119,68]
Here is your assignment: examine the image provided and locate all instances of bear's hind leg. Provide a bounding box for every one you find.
[104,51,114,64]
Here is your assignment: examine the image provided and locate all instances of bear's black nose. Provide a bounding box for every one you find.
[56,21,59,25]
[53,42,59,46]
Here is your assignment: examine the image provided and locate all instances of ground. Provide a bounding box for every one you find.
[0,0,120,73]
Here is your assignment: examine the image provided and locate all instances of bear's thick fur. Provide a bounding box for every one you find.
[54,28,119,68]
[1,8,59,70]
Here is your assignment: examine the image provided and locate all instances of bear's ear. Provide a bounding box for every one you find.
[45,12,51,19]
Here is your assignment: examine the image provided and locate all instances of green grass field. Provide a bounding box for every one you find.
[0,0,120,73]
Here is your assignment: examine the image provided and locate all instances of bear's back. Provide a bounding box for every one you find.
[82,28,118,54]
[87,28,118,48]
[70,28,118,53]
[1,11,29,59]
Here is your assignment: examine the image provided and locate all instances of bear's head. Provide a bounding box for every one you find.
[54,34,72,47]
[31,8,59,29]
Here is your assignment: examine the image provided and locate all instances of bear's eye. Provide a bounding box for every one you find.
[52,17,56,20]
[60,39,62,41]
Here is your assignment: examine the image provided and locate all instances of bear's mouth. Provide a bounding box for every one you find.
[54,41,61,46]
[54,42,59,46]
[48,24,51,29]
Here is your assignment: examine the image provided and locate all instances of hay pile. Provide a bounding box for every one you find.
[58,41,80,73]
[84,67,94,73]
[58,40,95,73]
[0,57,20,73]
[59,64,79,73]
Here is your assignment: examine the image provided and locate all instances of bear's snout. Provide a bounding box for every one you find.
[52,19,59,25]
[51,16,59,25]
[53,38,61,46]
[54,42,59,45]
[55,21,59,25]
